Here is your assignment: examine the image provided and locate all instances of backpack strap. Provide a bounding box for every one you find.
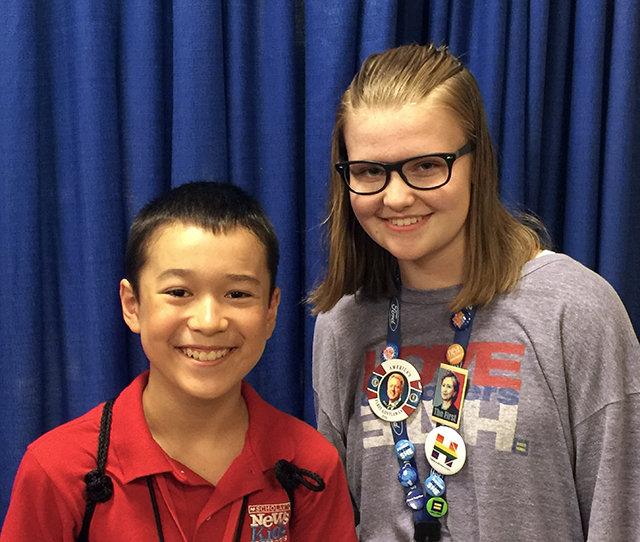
[274,459,325,520]
[77,398,116,542]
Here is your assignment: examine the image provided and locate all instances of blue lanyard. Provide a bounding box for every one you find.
[385,295,475,539]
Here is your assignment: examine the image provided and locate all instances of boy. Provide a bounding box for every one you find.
[1,182,357,542]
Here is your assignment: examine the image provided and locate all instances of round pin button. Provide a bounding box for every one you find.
[426,496,448,517]
[451,307,473,330]
[366,359,422,422]
[395,439,415,461]
[398,464,419,487]
[446,343,465,365]
[425,426,467,475]
[405,487,427,510]
[382,343,399,361]
[424,474,446,497]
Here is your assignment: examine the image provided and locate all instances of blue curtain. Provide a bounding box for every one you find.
[1,0,638,522]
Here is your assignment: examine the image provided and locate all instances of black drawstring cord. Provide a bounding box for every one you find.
[233,495,250,542]
[77,398,116,542]
[78,401,322,541]
[274,459,325,518]
[146,476,166,542]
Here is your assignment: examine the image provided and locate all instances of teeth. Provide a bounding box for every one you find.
[389,217,421,226]
[182,348,229,361]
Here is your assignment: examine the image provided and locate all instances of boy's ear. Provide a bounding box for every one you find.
[266,287,281,337]
[120,279,141,334]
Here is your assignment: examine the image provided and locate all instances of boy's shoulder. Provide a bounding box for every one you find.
[243,382,340,468]
[25,373,148,481]
[26,402,104,471]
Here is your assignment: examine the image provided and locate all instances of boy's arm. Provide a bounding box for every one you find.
[287,442,358,542]
[1,450,78,542]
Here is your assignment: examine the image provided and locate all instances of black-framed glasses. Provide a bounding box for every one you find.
[335,142,475,195]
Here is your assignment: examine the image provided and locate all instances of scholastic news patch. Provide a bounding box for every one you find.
[248,502,290,541]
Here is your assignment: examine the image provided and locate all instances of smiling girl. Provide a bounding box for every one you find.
[310,44,640,542]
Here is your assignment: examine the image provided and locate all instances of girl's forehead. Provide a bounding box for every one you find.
[343,104,466,160]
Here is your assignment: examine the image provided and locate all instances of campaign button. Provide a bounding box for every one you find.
[405,487,426,510]
[451,307,473,330]
[426,497,448,517]
[367,359,422,422]
[446,343,465,365]
[425,426,466,475]
[424,474,446,497]
[395,439,415,461]
[382,343,399,361]
[398,464,418,487]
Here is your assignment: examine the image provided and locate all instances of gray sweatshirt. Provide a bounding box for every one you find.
[313,253,640,541]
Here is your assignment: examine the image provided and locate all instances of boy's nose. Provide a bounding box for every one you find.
[189,297,228,334]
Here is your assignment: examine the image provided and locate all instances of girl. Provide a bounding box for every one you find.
[311,44,640,542]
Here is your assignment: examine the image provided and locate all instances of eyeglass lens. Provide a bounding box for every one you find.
[347,155,450,193]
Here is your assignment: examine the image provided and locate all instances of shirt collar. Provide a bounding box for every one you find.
[108,372,296,487]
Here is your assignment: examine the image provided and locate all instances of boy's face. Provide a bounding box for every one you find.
[120,222,280,404]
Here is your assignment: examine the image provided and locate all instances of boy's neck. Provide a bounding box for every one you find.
[141,376,249,485]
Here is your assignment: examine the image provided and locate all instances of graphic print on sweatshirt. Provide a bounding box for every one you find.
[360,342,528,455]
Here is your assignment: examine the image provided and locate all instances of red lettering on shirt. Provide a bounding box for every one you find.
[466,342,523,390]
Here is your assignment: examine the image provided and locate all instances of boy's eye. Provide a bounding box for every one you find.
[166,288,189,298]
[227,290,251,299]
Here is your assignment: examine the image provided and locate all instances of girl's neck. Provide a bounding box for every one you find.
[397,236,468,290]
[399,257,466,290]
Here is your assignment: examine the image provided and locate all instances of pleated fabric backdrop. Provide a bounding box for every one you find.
[1,0,638,521]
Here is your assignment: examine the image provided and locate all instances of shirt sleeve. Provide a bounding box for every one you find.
[0,450,79,542]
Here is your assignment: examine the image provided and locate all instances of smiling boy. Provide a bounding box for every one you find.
[1,182,357,542]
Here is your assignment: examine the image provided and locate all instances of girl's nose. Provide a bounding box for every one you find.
[382,172,415,210]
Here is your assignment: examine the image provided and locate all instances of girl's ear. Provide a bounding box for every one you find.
[120,279,141,334]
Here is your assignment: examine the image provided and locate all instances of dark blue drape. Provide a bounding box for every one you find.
[2,0,639,523]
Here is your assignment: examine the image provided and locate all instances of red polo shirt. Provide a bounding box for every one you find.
[1,372,357,542]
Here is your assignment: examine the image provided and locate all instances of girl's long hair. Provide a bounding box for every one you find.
[310,44,541,314]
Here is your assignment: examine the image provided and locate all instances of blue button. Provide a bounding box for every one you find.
[451,307,473,330]
[398,464,418,487]
[395,439,415,461]
[405,487,426,510]
[424,474,446,497]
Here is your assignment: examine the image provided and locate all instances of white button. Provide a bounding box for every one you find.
[425,426,467,475]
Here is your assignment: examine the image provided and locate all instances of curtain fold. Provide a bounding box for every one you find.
[1,0,639,522]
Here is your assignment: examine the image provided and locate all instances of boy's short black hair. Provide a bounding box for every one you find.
[125,181,279,297]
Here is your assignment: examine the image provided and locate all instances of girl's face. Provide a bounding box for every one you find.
[344,102,472,289]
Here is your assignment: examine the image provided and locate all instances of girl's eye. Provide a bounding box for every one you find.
[351,164,386,178]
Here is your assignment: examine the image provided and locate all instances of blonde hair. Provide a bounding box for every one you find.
[309,44,540,314]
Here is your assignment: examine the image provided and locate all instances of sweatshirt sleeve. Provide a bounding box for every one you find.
[312,312,348,467]
[0,450,79,542]
[559,268,640,540]
[573,396,640,540]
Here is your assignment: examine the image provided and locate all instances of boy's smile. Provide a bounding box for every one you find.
[120,222,280,406]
